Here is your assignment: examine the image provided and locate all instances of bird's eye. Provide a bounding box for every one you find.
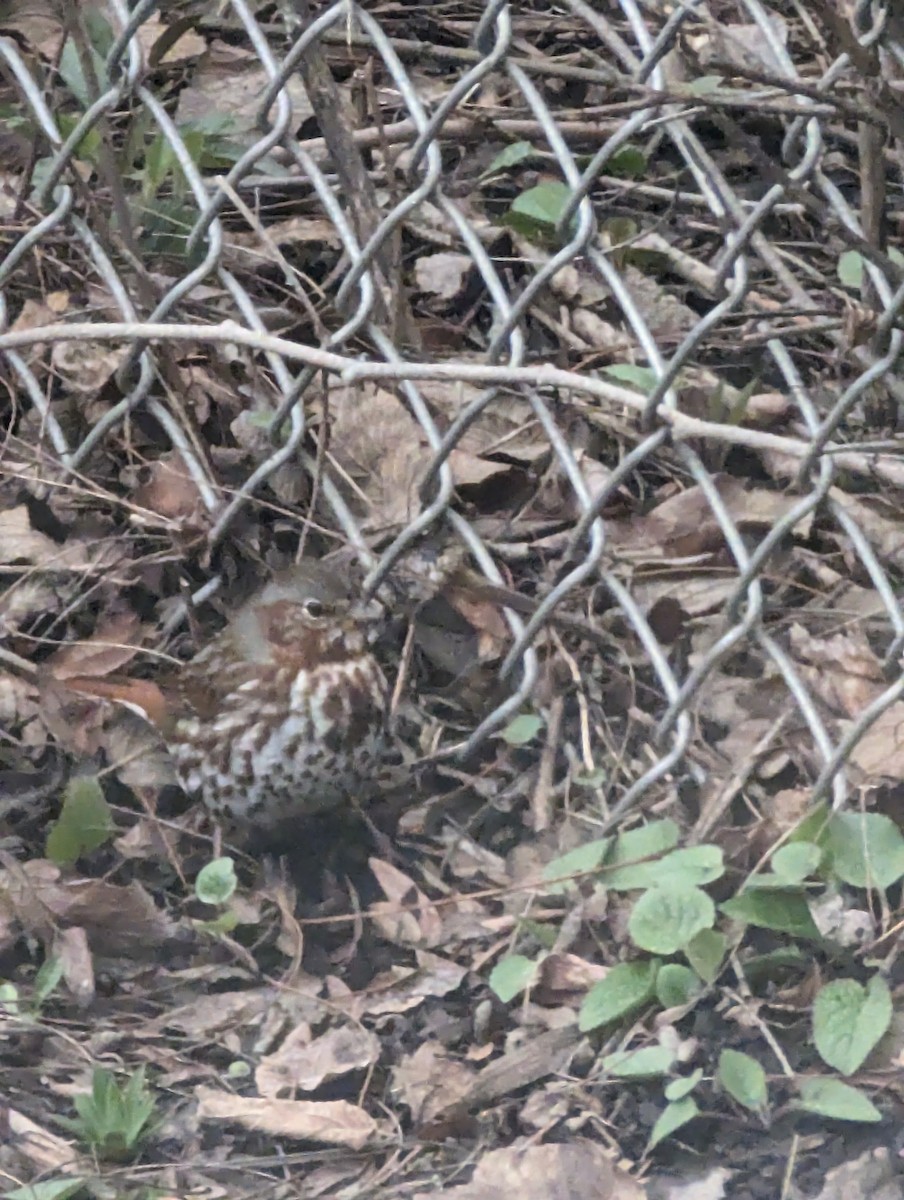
[303,598,325,618]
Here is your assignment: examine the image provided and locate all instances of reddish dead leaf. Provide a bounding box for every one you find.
[414,1140,643,1200]
[195,1089,379,1149]
[256,1023,379,1098]
[745,391,791,425]
[6,297,60,368]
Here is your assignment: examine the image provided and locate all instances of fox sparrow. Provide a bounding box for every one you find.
[67,564,390,834]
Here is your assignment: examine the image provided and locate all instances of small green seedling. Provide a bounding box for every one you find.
[62,1066,157,1161]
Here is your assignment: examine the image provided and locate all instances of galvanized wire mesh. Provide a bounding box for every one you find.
[2,0,904,828]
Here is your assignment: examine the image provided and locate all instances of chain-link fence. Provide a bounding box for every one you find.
[2,0,904,830]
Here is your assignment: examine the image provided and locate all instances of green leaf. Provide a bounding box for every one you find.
[46,776,114,865]
[629,886,715,954]
[482,140,536,176]
[605,845,723,892]
[771,841,822,883]
[685,74,724,95]
[787,805,830,844]
[33,956,64,1009]
[489,954,538,1003]
[664,1069,702,1101]
[58,37,108,106]
[143,132,178,199]
[510,180,571,227]
[0,983,21,1014]
[837,249,864,289]
[718,1049,768,1113]
[822,812,904,890]
[742,946,807,985]
[655,963,702,1008]
[684,928,727,984]
[601,216,637,249]
[195,857,237,906]
[195,910,238,936]
[67,1067,157,1160]
[796,1077,881,1123]
[602,363,658,394]
[812,975,892,1075]
[607,145,647,179]
[609,819,680,867]
[3,1180,87,1200]
[503,181,575,242]
[500,713,544,745]
[602,1046,675,1078]
[542,838,610,894]
[648,1097,699,1149]
[56,113,102,161]
[579,960,659,1032]
[720,888,821,939]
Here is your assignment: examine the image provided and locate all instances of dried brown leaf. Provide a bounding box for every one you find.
[415,252,473,299]
[160,989,278,1037]
[102,713,178,792]
[196,1089,379,1148]
[48,610,144,681]
[414,1140,642,1200]
[51,339,128,395]
[4,1106,86,1179]
[131,453,207,527]
[0,671,41,733]
[0,506,121,573]
[369,857,443,947]
[54,924,95,1006]
[1,577,62,629]
[848,703,904,779]
[135,11,206,63]
[176,41,314,135]
[392,1042,475,1125]
[535,952,607,1002]
[256,1023,380,1098]
[335,953,467,1019]
[788,624,884,718]
[328,383,425,529]
[1,863,180,960]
